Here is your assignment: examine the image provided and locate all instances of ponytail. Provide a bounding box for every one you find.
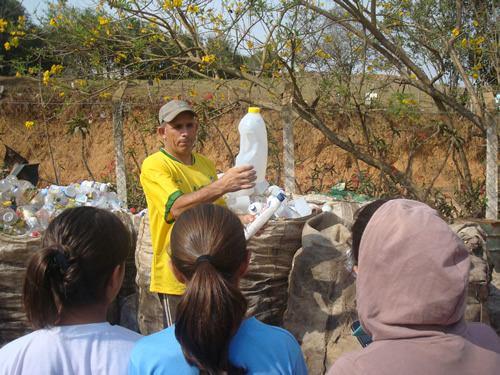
[171,204,249,374]
[175,261,247,373]
[23,244,69,328]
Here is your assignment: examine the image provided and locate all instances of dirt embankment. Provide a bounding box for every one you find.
[0,78,485,210]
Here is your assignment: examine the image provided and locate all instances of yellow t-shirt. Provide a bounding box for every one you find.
[140,149,225,294]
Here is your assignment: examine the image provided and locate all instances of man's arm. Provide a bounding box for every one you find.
[170,165,256,219]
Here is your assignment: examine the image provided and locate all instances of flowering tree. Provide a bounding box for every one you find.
[299,0,497,217]
[6,0,498,217]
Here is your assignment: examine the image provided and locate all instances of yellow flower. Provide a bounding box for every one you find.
[50,64,64,75]
[28,67,37,75]
[201,54,216,65]
[0,18,8,32]
[162,0,182,10]
[49,18,57,27]
[4,42,10,51]
[114,52,127,63]
[59,92,65,97]
[98,16,109,26]
[246,40,254,49]
[472,72,479,80]
[451,27,460,37]
[11,37,19,48]
[410,73,417,79]
[240,65,248,73]
[99,92,112,99]
[402,98,416,105]
[74,79,87,87]
[472,63,482,71]
[324,35,333,43]
[24,121,35,129]
[235,2,243,14]
[15,71,21,77]
[475,36,485,45]
[189,88,197,97]
[473,20,479,27]
[187,4,199,13]
[461,38,467,48]
[42,70,51,85]
[315,49,331,59]
[163,95,171,102]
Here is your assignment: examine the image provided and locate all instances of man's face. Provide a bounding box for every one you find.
[158,112,198,157]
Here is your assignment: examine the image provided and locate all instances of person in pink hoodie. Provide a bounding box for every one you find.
[329,199,500,375]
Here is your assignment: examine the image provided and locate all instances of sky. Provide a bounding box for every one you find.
[21,0,96,19]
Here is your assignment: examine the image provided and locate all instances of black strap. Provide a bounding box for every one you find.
[195,254,212,265]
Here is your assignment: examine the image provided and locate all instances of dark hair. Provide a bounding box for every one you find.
[351,199,391,265]
[23,206,131,329]
[170,204,248,374]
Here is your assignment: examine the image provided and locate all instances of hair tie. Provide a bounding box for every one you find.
[195,254,212,265]
[52,251,70,273]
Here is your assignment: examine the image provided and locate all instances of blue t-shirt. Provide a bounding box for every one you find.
[128,317,308,374]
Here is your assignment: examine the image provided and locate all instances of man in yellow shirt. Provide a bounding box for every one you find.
[140,100,256,327]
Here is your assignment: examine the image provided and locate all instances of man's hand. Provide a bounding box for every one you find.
[218,165,256,193]
[170,165,256,220]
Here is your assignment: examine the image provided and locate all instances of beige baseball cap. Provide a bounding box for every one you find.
[158,100,196,125]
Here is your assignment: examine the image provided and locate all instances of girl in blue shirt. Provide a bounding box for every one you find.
[129,204,307,374]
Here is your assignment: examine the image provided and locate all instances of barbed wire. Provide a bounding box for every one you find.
[0,100,469,116]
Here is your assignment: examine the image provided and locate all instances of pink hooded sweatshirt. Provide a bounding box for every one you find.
[328,199,500,375]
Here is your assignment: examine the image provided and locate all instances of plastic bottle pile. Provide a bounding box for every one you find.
[227,185,313,240]
[0,175,125,237]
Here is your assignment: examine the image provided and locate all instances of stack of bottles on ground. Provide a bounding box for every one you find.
[0,175,126,237]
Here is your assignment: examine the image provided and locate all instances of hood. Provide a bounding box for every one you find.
[357,199,470,341]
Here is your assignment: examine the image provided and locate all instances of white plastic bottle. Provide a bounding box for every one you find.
[235,107,268,195]
[0,207,18,226]
[245,192,285,240]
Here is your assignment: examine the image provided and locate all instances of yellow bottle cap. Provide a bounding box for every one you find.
[248,107,261,113]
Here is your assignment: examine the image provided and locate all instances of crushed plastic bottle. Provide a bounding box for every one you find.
[0,175,127,236]
[248,202,265,215]
[244,192,286,240]
[0,207,18,226]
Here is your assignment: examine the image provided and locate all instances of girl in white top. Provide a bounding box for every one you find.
[0,206,141,375]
